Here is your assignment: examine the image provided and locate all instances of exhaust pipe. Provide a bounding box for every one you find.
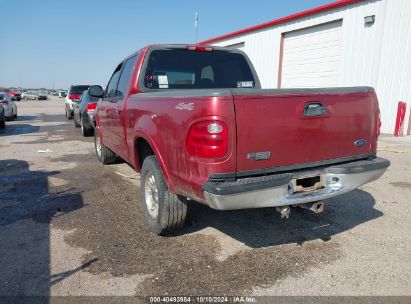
[298,201,325,214]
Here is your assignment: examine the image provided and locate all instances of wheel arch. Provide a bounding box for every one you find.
[134,134,175,193]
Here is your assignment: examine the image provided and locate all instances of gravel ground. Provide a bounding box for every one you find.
[0,98,410,298]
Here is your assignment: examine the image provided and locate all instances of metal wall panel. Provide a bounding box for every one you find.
[210,0,411,134]
[376,0,411,134]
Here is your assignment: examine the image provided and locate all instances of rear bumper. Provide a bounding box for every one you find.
[203,157,390,210]
[3,105,13,118]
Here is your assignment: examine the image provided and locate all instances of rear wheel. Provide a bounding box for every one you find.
[81,119,93,137]
[0,112,5,129]
[65,107,73,120]
[140,155,187,235]
[74,115,80,127]
[94,129,116,164]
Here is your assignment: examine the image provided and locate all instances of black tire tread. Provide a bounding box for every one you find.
[94,131,116,165]
[74,117,80,127]
[141,156,187,235]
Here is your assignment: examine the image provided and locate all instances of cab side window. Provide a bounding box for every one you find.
[106,63,123,98]
[116,56,137,98]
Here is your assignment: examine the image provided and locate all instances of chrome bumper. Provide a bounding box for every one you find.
[203,158,389,210]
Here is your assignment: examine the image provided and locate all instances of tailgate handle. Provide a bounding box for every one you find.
[304,102,327,117]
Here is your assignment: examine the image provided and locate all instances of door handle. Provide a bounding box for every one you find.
[304,102,327,117]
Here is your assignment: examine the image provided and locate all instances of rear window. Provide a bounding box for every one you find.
[143,49,255,90]
[70,85,90,94]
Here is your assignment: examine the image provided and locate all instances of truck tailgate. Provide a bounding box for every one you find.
[233,88,379,175]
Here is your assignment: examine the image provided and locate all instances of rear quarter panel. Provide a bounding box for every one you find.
[125,91,236,201]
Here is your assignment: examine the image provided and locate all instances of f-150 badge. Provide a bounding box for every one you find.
[247,151,271,160]
[175,102,194,111]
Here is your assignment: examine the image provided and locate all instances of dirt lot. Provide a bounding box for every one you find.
[0,97,410,297]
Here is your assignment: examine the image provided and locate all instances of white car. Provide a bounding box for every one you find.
[65,85,89,119]
[0,92,17,120]
[58,90,67,98]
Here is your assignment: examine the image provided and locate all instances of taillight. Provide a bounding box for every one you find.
[186,121,228,158]
[86,102,97,113]
[0,101,8,105]
[68,94,79,100]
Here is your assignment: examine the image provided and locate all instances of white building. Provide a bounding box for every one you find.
[201,0,411,135]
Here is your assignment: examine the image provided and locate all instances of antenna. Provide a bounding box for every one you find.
[194,12,199,43]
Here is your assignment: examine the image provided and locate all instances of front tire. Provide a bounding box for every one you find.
[94,129,116,164]
[140,155,187,235]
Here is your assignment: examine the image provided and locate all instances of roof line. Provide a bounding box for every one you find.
[199,0,364,44]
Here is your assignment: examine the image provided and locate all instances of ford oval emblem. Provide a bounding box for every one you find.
[354,139,367,147]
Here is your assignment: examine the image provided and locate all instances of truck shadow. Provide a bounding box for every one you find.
[0,159,84,296]
[0,123,40,136]
[184,189,382,248]
[15,115,39,121]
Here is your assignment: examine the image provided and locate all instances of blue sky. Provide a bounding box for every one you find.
[0,0,332,89]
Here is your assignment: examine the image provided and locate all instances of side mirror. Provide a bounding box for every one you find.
[89,85,104,98]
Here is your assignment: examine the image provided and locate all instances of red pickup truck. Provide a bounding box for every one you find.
[89,44,389,235]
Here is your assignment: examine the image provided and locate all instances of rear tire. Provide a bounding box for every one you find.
[94,129,116,164]
[65,108,73,120]
[81,123,93,137]
[74,116,80,127]
[140,155,187,235]
[0,113,5,129]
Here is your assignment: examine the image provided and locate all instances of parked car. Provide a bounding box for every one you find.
[0,104,5,129]
[58,90,67,98]
[65,85,89,119]
[37,93,48,100]
[90,44,390,235]
[73,89,100,136]
[8,91,22,101]
[23,92,47,100]
[23,92,37,100]
[0,92,17,120]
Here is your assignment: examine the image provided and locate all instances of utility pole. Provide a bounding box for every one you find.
[194,12,199,43]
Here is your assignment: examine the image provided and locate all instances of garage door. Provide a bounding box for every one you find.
[280,20,342,88]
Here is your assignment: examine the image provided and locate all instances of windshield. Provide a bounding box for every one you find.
[143,49,255,90]
[70,85,89,94]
